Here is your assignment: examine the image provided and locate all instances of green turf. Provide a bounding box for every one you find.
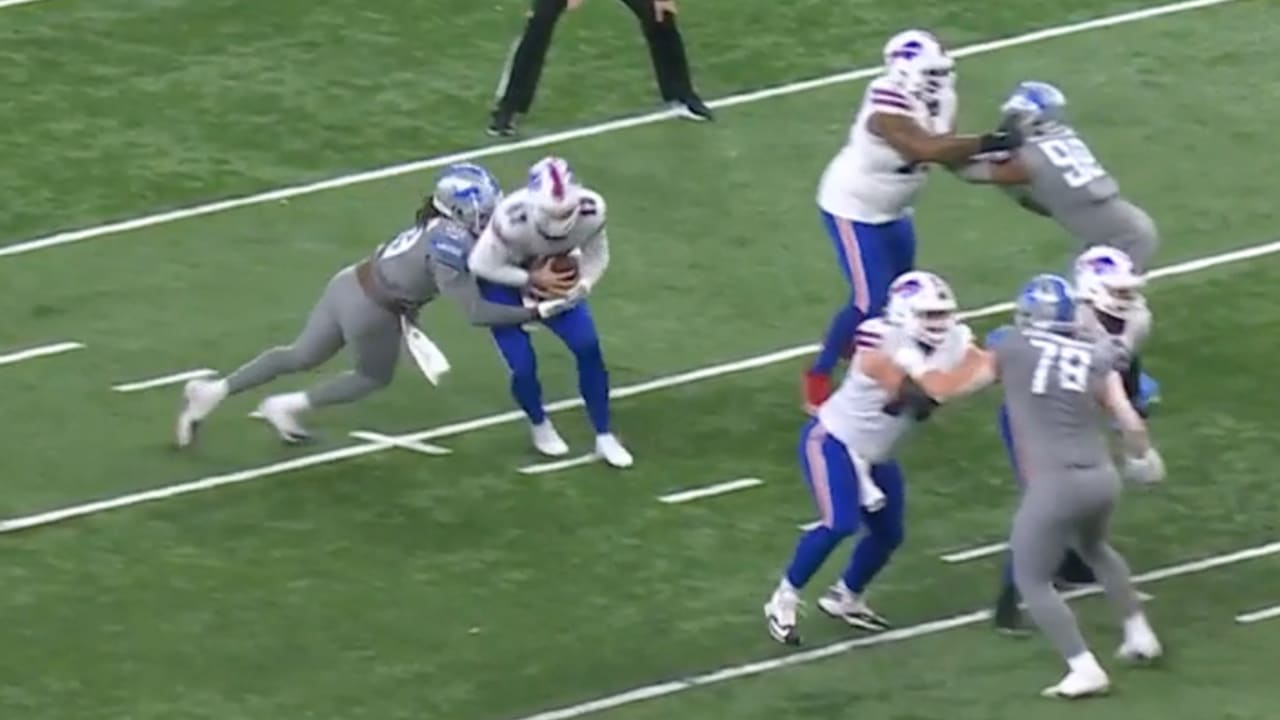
[0,1,1276,719]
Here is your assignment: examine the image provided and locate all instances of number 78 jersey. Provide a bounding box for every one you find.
[993,325,1119,480]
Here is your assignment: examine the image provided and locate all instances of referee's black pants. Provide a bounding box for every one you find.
[496,0,697,115]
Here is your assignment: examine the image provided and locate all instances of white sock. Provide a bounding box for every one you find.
[211,378,229,395]
[777,577,797,596]
[834,579,856,598]
[278,391,311,414]
[1067,651,1103,674]
[1124,612,1154,641]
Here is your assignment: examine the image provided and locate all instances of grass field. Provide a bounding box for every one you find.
[2,0,1278,719]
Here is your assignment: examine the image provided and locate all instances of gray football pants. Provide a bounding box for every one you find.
[224,265,401,407]
[1083,198,1159,272]
[1010,467,1143,661]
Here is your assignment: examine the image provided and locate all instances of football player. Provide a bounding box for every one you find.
[804,29,1023,411]
[984,274,1163,699]
[992,245,1155,633]
[765,271,993,646]
[176,163,573,446]
[468,156,633,468]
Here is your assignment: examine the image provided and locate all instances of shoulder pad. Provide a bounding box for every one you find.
[427,224,472,271]
[854,317,894,349]
[495,193,532,238]
[866,78,916,116]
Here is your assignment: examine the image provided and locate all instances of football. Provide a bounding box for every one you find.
[546,253,579,280]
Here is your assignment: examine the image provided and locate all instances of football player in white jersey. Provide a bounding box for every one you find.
[766,271,995,645]
[804,29,1023,411]
[468,156,633,468]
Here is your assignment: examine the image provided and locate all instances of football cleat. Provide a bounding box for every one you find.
[1116,614,1162,662]
[530,420,570,457]
[818,584,890,631]
[256,393,311,445]
[1041,665,1110,699]
[176,378,228,448]
[764,587,802,646]
[595,433,634,468]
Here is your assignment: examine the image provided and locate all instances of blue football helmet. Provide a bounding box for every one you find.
[430,163,503,235]
[1015,273,1078,334]
[1000,81,1068,135]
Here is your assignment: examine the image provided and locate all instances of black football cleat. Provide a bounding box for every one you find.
[486,108,517,138]
[669,95,714,122]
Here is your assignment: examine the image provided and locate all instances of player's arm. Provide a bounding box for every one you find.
[576,196,609,293]
[430,259,538,326]
[469,222,532,288]
[908,345,997,400]
[869,111,1020,166]
[1100,370,1166,484]
[953,154,1032,185]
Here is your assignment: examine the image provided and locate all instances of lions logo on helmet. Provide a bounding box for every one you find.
[882,29,955,100]
[1000,81,1068,136]
[430,165,503,235]
[527,156,583,240]
[1074,245,1144,321]
[886,270,958,347]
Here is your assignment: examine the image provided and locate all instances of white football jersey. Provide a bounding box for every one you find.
[817,76,957,223]
[818,317,969,463]
[489,187,607,264]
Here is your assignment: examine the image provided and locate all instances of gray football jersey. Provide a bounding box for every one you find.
[370,222,443,307]
[995,326,1118,481]
[1015,127,1158,267]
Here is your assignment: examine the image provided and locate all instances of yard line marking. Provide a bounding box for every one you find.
[112,368,216,393]
[0,238,1276,532]
[348,431,452,456]
[658,478,764,504]
[0,0,52,10]
[941,541,1009,563]
[1235,604,1280,625]
[0,341,84,367]
[509,540,1280,720]
[518,454,600,475]
[0,0,1240,259]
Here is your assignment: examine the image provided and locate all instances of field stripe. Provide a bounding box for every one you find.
[941,541,1009,563]
[0,341,84,367]
[1235,604,1280,625]
[658,478,764,504]
[348,431,452,456]
[0,0,1240,260]
[112,368,215,393]
[510,540,1280,720]
[0,0,51,9]
[518,454,600,475]
[0,237,1275,533]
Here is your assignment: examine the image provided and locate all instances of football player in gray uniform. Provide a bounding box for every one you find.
[175,163,573,446]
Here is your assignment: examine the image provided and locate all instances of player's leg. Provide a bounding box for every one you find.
[490,0,568,135]
[620,0,710,120]
[765,419,860,645]
[176,269,347,447]
[1070,475,1161,662]
[804,212,886,408]
[1011,485,1110,698]
[885,214,918,277]
[477,280,566,455]
[821,459,905,631]
[543,300,632,467]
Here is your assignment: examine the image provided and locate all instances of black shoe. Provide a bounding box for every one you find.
[669,95,713,122]
[486,109,517,138]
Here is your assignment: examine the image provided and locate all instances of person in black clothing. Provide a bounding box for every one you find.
[489,0,712,137]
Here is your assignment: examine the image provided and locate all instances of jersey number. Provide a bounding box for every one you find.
[380,226,425,260]
[1038,138,1106,188]
[1028,339,1093,395]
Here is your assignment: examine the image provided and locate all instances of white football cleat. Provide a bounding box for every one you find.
[595,433,633,468]
[764,586,802,646]
[817,583,890,631]
[1041,653,1110,699]
[1116,614,1162,662]
[176,378,228,448]
[530,420,569,457]
[257,392,311,444]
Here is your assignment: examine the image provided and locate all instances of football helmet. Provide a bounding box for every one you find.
[527,156,582,239]
[430,163,502,235]
[886,270,958,346]
[1015,273,1078,334]
[883,29,955,100]
[1000,81,1068,136]
[1074,245,1145,320]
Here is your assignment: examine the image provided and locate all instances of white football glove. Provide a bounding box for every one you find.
[1124,447,1166,485]
[954,323,974,347]
[891,344,928,378]
[535,298,576,319]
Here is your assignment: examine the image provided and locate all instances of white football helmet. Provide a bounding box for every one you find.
[883,29,955,100]
[885,270,958,347]
[526,156,582,239]
[1074,245,1145,320]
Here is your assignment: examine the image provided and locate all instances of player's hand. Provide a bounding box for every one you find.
[954,323,974,347]
[1124,448,1166,485]
[891,345,927,378]
[978,125,1023,154]
[655,0,678,21]
[529,262,579,298]
[860,483,886,512]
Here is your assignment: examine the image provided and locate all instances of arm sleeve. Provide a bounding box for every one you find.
[431,260,535,327]
[955,161,997,182]
[468,225,531,288]
[578,227,609,291]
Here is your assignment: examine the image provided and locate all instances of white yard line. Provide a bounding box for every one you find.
[0,0,1239,260]
[941,541,1009,563]
[348,431,452,456]
[518,454,600,475]
[1235,604,1280,625]
[0,341,84,367]
[112,368,215,393]
[658,478,764,505]
[0,238,1275,533]
[0,0,52,10]
[509,540,1280,720]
